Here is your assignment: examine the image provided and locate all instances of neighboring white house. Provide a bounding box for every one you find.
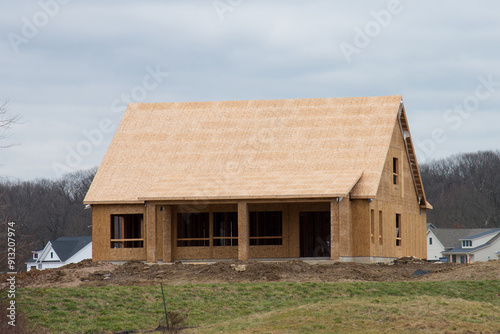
[426,224,490,261]
[26,236,92,271]
[442,229,500,263]
[427,224,500,263]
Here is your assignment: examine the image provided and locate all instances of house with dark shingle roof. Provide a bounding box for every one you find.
[442,229,500,263]
[427,225,500,263]
[26,236,92,271]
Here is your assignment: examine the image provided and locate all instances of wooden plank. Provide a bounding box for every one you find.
[249,236,282,240]
[146,203,156,263]
[177,238,210,241]
[238,202,249,261]
[162,205,172,263]
[156,206,163,264]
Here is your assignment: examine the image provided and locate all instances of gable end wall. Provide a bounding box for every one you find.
[352,119,427,260]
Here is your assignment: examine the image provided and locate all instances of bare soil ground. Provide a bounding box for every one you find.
[6,258,500,288]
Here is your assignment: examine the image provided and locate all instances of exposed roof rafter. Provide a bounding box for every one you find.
[397,100,432,209]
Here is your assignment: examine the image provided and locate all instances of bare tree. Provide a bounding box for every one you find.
[0,101,28,271]
[421,150,500,228]
[0,167,97,271]
[0,101,20,149]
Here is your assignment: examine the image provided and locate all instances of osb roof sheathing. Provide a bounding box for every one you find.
[84,96,404,204]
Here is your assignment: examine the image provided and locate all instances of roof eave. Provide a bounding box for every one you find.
[83,200,145,205]
[139,193,351,202]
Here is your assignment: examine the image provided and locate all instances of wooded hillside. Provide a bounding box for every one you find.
[0,168,96,271]
[420,150,500,229]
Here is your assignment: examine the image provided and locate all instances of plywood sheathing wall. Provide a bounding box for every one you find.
[161,205,173,263]
[351,200,370,257]
[155,205,163,262]
[92,204,146,261]
[339,199,354,257]
[369,118,427,260]
[330,201,340,260]
[93,198,425,262]
[238,202,249,261]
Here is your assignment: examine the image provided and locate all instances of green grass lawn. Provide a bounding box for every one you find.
[18,281,500,333]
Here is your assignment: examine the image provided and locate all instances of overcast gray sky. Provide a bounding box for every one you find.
[1,0,500,180]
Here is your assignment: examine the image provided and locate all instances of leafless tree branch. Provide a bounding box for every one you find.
[0,101,20,148]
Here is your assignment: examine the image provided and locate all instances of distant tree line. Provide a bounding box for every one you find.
[0,102,97,271]
[0,168,96,271]
[420,150,500,229]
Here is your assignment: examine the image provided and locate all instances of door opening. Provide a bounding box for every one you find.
[300,211,331,257]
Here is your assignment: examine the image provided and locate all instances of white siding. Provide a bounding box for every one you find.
[462,232,499,249]
[38,244,61,262]
[39,262,64,270]
[471,237,500,262]
[427,230,445,261]
[65,243,92,264]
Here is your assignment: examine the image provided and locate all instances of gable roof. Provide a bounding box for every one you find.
[430,228,494,249]
[84,96,428,205]
[50,236,92,262]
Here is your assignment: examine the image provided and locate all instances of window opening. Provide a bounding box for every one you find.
[177,213,209,247]
[250,211,282,246]
[370,210,375,243]
[396,214,401,246]
[110,214,144,248]
[213,212,238,246]
[393,157,399,185]
[379,211,383,245]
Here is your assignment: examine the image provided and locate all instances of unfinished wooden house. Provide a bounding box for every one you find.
[84,95,431,263]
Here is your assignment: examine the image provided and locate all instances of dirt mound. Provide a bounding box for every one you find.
[59,259,96,269]
[8,261,116,288]
[420,259,500,281]
[392,256,428,265]
[3,259,499,288]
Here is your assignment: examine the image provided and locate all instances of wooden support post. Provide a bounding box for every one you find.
[330,200,340,260]
[146,203,157,263]
[238,202,249,261]
[162,205,172,263]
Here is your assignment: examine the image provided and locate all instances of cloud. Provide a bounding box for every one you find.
[1,0,500,179]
